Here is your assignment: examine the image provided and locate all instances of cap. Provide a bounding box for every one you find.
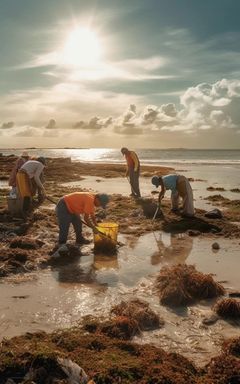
[37,156,46,165]
[151,176,160,188]
[121,147,128,155]
[96,193,109,209]
[21,151,29,158]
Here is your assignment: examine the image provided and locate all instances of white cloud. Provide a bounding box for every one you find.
[0,79,239,143]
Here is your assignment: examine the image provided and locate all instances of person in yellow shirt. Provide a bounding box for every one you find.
[121,147,141,197]
[55,192,109,245]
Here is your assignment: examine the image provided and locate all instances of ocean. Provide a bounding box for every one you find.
[1,148,240,166]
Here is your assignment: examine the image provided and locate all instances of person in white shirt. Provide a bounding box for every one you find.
[16,157,46,215]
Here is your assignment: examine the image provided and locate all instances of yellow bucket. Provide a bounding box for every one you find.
[94,222,119,253]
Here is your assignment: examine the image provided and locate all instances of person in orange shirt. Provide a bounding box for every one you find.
[56,192,109,245]
[121,147,141,197]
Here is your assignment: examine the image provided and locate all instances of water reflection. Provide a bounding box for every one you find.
[54,252,119,288]
[151,233,193,265]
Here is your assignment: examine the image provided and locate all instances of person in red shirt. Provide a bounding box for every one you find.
[56,192,109,245]
[121,147,141,197]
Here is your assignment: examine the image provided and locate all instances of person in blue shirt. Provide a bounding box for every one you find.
[151,174,195,218]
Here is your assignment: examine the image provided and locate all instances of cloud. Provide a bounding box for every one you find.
[179,79,240,132]
[1,121,15,129]
[45,119,57,129]
[73,116,113,130]
[0,79,239,142]
[14,126,42,137]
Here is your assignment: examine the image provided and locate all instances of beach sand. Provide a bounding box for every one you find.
[0,155,240,383]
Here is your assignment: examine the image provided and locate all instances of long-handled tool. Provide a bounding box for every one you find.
[152,196,164,221]
[152,205,160,221]
[45,195,58,204]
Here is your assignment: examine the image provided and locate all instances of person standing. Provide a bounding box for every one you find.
[55,192,109,245]
[121,147,141,198]
[151,174,195,217]
[8,151,30,197]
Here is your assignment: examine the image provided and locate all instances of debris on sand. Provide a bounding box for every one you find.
[155,264,225,306]
[111,299,164,330]
[9,236,44,249]
[199,337,240,383]
[162,217,221,234]
[213,298,240,319]
[137,198,164,219]
[100,316,141,340]
[205,209,223,219]
[223,336,240,357]
[207,186,225,191]
[49,244,82,264]
[0,328,240,383]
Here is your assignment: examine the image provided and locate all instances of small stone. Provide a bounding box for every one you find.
[205,209,223,219]
[212,242,220,250]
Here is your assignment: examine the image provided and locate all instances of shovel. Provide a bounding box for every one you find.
[152,197,164,221]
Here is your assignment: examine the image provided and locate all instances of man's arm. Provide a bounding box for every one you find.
[33,164,45,190]
[83,213,97,228]
[158,177,165,204]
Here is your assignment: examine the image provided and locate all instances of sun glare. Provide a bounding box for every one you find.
[62,27,102,67]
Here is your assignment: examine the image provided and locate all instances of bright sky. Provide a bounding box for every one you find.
[0,0,240,148]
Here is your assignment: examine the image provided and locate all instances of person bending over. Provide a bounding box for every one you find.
[151,174,194,218]
[56,192,109,245]
[16,157,46,214]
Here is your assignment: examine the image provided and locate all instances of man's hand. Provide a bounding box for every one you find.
[158,193,164,204]
[38,189,45,203]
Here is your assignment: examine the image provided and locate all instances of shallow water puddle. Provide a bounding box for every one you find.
[0,232,239,365]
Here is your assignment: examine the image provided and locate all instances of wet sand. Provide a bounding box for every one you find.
[0,155,240,383]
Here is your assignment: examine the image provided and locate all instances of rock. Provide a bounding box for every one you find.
[202,314,219,325]
[212,242,220,250]
[205,209,223,219]
[188,230,201,236]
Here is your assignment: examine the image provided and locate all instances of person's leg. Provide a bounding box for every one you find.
[56,199,71,244]
[132,170,141,197]
[171,191,179,211]
[72,215,91,244]
[182,179,194,216]
[71,214,83,241]
[129,169,140,196]
[16,172,32,216]
[178,177,194,216]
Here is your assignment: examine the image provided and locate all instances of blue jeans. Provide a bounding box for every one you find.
[56,198,82,244]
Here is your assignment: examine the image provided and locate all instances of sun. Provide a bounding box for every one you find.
[62,27,102,67]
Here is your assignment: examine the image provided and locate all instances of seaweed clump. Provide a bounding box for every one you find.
[100,316,140,340]
[111,299,164,330]
[155,264,225,306]
[213,298,240,319]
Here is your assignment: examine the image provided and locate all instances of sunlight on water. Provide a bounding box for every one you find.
[67,148,115,162]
